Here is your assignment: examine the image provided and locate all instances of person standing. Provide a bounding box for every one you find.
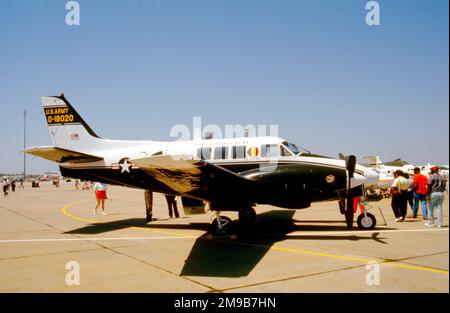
[412,167,428,219]
[425,166,446,227]
[407,181,414,214]
[391,170,410,222]
[144,190,153,222]
[165,194,180,218]
[2,178,9,197]
[93,182,108,215]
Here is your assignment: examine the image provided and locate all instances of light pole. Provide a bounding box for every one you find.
[23,109,27,181]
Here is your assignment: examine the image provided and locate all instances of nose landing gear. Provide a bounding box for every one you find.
[338,197,378,230]
[357,212,376,230]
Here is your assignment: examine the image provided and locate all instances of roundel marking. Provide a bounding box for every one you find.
[248,146,259,157]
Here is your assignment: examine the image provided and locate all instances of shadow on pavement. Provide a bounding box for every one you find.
[64,210,392,277]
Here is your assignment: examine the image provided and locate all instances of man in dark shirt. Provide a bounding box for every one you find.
[425,166,446,227]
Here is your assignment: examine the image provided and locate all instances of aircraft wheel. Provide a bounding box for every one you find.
[211,216,233,236]
[357,213,376,230]
[238,207,256,225]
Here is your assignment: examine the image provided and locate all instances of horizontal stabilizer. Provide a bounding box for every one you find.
[24,146,103,163]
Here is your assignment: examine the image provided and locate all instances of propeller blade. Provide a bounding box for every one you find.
[345,155,357,229]
[346,155,356,178]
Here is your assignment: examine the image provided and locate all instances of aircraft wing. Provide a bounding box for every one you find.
[24,146,104,163]
[131,155,253,200]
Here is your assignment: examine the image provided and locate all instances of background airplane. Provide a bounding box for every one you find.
[339,154,449,197]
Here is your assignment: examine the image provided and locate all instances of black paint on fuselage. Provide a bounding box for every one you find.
[60,160,347,210]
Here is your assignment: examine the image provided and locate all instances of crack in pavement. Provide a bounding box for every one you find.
[2,206,217,292]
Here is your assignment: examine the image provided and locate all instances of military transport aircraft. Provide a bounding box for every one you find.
[25,94,379,234]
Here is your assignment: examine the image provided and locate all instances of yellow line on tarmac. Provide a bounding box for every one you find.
[61,202,448,276]
[61,202,195,238]
[237,242,449,275]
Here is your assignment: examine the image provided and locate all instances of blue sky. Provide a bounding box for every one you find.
[0,0,448,173]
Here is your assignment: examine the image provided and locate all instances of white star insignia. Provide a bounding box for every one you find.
[119,159,132,173]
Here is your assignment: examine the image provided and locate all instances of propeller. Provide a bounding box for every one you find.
[345,155,356,229]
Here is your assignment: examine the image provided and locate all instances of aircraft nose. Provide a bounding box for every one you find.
[348,167,380,189]
[349,173,366,189]
[362,168,379,187]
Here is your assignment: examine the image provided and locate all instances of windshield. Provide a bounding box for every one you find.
[282,141,310,156]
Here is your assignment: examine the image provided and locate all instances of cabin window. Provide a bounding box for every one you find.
[214,146,229,160]
[232,145,246,159]
[261,144,279,158]
[197,147,212,160]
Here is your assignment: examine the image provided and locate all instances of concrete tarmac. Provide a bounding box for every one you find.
[0,181,448,292]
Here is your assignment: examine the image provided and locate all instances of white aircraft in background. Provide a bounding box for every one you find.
[418,164,449,179]
[25,94,380,233]
[363,156,448,178]
[362,156,415,176]
[339,154,397,192]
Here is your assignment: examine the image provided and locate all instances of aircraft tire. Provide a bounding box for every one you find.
[211,216,233,236]
[238,207,256,225]
[357,213,376,230]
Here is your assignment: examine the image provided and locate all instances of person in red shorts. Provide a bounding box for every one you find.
[93,182,108,215]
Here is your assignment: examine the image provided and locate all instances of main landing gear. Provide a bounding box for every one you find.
[211,212,233,236]
[210,207,257,236]
[238,207,257,226]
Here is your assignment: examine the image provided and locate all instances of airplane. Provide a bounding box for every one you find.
[362,156,449,180]
[417,163,449,179]
[25,94,380,234]
[361,156,415,176]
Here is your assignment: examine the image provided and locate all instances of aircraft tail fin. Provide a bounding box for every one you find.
[363,156,383,167]
[41,94,101,152]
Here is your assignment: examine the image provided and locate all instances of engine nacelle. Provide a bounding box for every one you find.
[181,197,206,215]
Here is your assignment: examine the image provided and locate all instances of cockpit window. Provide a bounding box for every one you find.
[282,141,310,155]
[280,145,293,156]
